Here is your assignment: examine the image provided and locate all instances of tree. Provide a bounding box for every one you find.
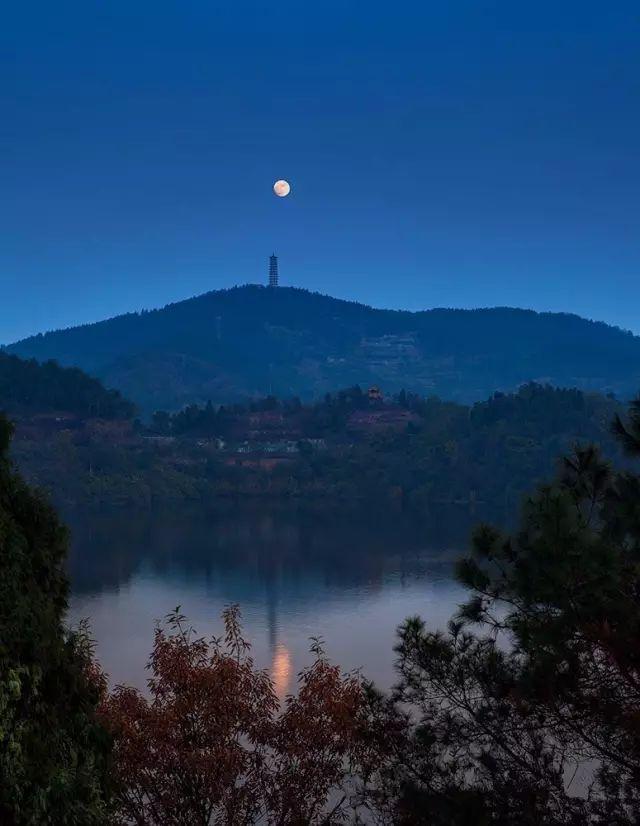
[150,409,172,435]
[99,606,376,825]
[612,395,640,455]
[368,396,640,824]
[0,414,111,824]
[0,351,134,419]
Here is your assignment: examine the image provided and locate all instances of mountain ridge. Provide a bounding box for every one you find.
[7,284,640,414]
[7,284,637,341]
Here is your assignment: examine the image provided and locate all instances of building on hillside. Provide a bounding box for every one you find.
[268,254,279,287]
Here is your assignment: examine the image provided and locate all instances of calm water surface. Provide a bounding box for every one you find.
[67,505,484,696]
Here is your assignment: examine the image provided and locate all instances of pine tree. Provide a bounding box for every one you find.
[370,396,640,824]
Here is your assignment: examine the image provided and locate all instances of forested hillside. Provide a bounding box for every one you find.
[7,285,640,413]
[0,352,134,419]
[11,383,625,512]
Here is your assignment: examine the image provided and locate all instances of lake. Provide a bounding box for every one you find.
[67,504,486,697]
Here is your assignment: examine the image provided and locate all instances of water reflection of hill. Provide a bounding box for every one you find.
[66,503,497,597]
[67,503,493,692]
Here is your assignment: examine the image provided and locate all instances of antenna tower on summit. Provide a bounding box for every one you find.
[268,254,279,288]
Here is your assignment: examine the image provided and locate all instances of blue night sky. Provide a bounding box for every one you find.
[1,1,639,343]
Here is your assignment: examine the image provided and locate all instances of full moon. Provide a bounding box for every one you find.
[273,179,291,197]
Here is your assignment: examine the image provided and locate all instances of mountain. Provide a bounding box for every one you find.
[6,285,640,414]
[0,351,134,419]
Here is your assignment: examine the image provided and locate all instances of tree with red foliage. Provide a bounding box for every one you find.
[98,606,375,825]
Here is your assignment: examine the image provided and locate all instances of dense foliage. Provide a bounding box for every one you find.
[8,285,640,412]
[365,397,640,823]
[98,606,375,825]
[12,383,622,511]
[0,351,134,419]
[277,383,622,511]
[0,414,110,823]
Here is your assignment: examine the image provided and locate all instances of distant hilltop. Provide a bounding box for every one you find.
[6,284,640,414]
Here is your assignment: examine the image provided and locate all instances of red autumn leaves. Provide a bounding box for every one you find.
[97,606,378,825]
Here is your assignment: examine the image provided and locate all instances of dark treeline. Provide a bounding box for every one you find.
[2,397,640,823]
[150,384,374,438]
[0,351,134,420]
[10,382,626,510]
[150,382,618,441]
[0,416,110,823]
[151,382,624,510]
